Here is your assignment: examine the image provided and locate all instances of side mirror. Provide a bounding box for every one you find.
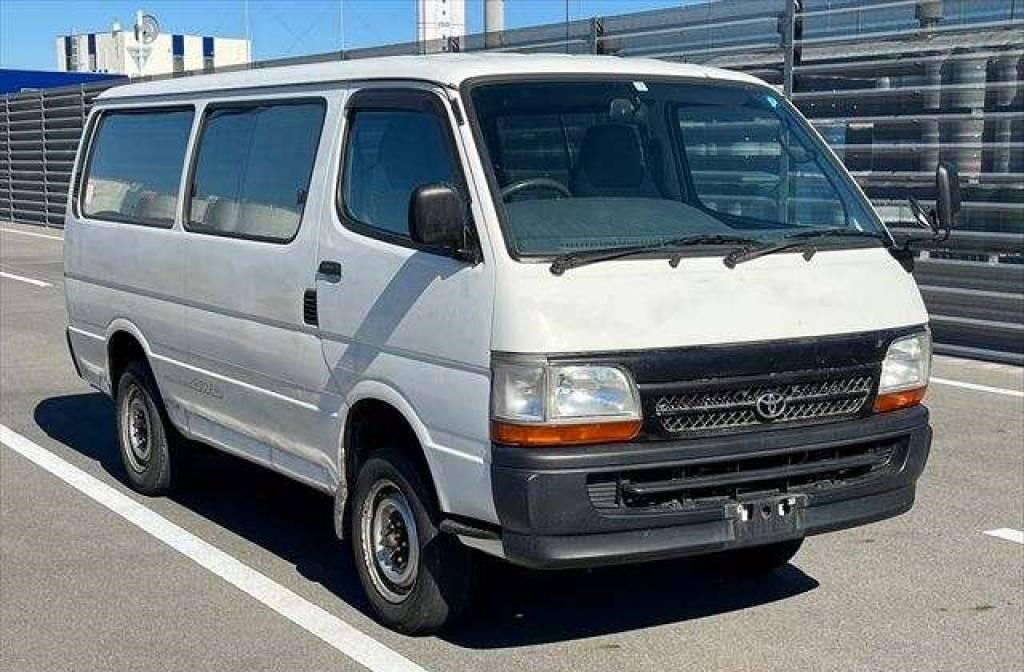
[409,183,469,255]
[934,161,960,239]
[893,162,960,273]
[908,196,932,230]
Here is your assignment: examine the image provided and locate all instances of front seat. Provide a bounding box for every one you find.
[572,123,660,198]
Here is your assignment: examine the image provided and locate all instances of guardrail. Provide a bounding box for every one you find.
[891,228,1023,363]
[1,0,1021,364]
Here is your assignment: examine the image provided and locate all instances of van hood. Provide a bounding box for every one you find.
[491,247,928,354]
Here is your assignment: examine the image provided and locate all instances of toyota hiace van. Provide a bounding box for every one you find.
[64,54,954,633]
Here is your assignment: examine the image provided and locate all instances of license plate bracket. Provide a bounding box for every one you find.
[727,494,807,542]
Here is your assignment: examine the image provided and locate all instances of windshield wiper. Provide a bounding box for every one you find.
[723,228,887,268]
[549,234,760,275]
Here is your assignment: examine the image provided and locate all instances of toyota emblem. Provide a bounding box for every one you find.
[754,391,787,421]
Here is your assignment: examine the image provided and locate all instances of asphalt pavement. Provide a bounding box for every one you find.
[1,220,1021,672]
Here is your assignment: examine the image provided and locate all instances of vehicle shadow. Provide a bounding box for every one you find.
[33,392,371,613]
[34,392,819,647]
[451,558,817,648]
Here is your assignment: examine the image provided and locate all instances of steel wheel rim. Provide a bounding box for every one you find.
[121,385,152,473]
[360,479,419,604]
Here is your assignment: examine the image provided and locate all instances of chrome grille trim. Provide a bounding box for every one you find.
[655,375,873,434]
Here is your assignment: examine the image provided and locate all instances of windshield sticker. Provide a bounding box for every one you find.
[633,81,648,92]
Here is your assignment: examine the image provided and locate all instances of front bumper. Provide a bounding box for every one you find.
[491,406,931,569]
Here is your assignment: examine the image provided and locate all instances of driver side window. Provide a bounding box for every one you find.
[341,108,457,238]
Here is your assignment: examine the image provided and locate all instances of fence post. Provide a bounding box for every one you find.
[588,17,604,55]
[781,0,801,98]
[39,90,49,227]
[2,95,9,221]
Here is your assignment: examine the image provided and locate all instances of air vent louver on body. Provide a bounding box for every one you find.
[302,289,318,326]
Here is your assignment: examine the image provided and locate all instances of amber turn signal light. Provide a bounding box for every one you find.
[873,386,927,413]
[492,419,641,447]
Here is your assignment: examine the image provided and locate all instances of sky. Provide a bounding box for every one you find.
[0,0,694,71]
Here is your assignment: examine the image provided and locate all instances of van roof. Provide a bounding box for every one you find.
[96,53,765,101]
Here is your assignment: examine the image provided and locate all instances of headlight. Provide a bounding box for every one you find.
[875,330,930,412]
[879,331,931,393]
[549,366,639,420]
[491,359,641,446]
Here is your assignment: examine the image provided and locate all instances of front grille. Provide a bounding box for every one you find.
[587,436,904,513]
[654,374,873,435]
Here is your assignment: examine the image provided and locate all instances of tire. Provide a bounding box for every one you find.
[114,360,180,496]
[351,447,476,635]
[701,538,804,574]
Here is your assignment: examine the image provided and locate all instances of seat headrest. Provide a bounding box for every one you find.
[575,124,646,192]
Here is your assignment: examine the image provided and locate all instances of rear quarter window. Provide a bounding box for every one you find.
[81,108,195,227]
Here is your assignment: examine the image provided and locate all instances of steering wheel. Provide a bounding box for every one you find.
[500,177,572,202]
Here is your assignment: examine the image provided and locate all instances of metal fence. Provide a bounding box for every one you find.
[1,0,1021,363]
[0,83,110,227]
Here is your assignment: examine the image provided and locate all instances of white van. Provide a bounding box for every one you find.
[64,54,955,634]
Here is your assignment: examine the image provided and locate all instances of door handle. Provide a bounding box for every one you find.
[317,260,342,283]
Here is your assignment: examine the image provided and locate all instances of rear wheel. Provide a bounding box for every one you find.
[114,361,180,495]
[702,538,804,574]
[351,447,477,635]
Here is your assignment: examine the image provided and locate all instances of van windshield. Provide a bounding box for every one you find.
[467,79,884,257]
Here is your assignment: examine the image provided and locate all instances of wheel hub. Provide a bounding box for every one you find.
[121,386,152,473]
[361,480,419,603]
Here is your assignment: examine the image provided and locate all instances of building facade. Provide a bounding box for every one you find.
[417,0,467,51]
[56,21,249,78]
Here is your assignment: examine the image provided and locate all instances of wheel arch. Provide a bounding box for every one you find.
[335,381,448,539]
[104,319,154,392]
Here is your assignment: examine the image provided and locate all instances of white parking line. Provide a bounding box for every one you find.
[0,270,52,288]
[0,227,64,241]
[0,424,427,672]
[932,377,1023,399]
[983,528,1024,545]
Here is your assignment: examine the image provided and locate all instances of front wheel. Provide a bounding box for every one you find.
[351,447,477,635]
